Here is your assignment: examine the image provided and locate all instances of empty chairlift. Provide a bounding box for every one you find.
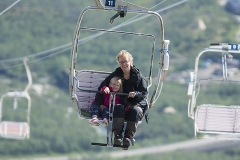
[0,59,32,140]
[187,43,240,139]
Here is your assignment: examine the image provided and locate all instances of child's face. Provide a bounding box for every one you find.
[109,80,120,92]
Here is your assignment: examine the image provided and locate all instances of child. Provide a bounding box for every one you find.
[89,76,122,126]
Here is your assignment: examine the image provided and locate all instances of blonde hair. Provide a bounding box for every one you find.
[110,76,123,92]
[116,50,133,66]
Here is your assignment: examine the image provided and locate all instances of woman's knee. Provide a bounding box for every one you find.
[132,106,143,114]
[126,106,143,122]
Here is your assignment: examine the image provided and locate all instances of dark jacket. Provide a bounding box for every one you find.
[95,66,148,112]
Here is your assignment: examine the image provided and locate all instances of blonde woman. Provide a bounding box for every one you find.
[95,50,148,149]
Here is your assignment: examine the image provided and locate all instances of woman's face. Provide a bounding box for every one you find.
[118,56,131,73]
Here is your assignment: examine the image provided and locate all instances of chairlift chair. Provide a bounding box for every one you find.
[187,43,240,139]
[0,59,32,140]
[69,0,170,149]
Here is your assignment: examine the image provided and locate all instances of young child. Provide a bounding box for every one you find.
[89,76,122,126]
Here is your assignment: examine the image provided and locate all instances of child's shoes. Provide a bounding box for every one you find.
[102,118,108,127]
[89,117,100,126]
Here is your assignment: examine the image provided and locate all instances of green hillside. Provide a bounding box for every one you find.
[0,0,240,159]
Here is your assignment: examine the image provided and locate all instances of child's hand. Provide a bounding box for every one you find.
[103,87,110,94]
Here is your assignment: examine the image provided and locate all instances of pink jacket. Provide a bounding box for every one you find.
[101,86,121,108]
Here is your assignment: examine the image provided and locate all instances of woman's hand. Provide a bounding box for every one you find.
[128,92,136,98]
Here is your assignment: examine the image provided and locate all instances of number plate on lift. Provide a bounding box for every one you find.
[105,0,116,7]
[231,44,239,50]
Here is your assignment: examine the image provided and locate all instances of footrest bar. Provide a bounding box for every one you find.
[91,142,129,149]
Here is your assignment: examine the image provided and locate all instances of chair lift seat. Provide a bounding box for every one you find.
[195,104,240,139]
[74,70,110,118]
[74,70,149,120]
[0,121,30,140]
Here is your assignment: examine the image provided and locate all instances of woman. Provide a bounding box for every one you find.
[94,50,148,148]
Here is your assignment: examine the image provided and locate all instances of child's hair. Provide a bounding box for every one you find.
[110,76,123,92]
